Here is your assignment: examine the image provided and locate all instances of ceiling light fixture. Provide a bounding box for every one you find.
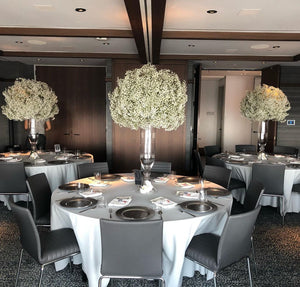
[273,45,280,49]
[96,37,108,41]
[75,8,86,12]
[207,9,217,14]
[188,44,195,47]
[15,41,23,44]
[102,42,110,46]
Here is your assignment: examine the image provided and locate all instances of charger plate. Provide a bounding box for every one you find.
[205,188,231,196]
[48,160,70,165]
[59,182,90,191]
[101,174,121,181]
[179,201,217,215]
[116,206,155,221]
[177,176,199,184]
[60,197,97,208]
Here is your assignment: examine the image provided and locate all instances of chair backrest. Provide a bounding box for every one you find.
[193,149,204,177]
[8,197,41,263]
[274,145,298,157]
[77,162,109,179]
[243,180,264,211]
[0,162,28,195]
[252,163,285,196]
[218,206,261,269]
[100,219,163,277]
[235,144,257,153]
[204,145,221,157]
[205,156,226,168]
[203,165,231,189]
[151,161,171,174]
[26,173,51,222]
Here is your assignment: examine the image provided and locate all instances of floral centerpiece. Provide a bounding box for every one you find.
[109,63,187,186]
[240,84,290,159]
[1,78,59,158]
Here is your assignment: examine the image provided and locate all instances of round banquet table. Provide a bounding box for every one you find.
[215,153,300,214]
[51,175,233,287]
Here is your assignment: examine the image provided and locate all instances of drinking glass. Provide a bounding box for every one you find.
[94,172,102,180]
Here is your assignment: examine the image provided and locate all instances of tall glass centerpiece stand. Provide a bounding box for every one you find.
[140,126,156,181]
[28,118,40,160]
[257,120,268,160]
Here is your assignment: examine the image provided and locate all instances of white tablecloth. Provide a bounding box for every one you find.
[216,153,300,213]
[51,176,232,287]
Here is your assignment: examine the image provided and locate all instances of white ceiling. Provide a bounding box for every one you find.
[1,0,300,70]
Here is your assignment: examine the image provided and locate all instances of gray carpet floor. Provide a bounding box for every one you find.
[0,202,299,287]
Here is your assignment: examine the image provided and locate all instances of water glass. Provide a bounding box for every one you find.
[199,189,207,202]
[94,172,102,180]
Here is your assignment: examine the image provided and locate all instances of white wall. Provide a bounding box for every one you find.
[223,76,255,152]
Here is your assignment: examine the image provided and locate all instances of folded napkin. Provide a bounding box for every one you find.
[35,158,46,164]
[121,176,135,182]
[176,190,199,199]
[108,196,132,207]
[139,180,154,193]
[89,181,108,187]
[55,156,68,160]
[177,182,194,189]
[79,189,103,198]
[228,155,244,161]
[151,197,177,208]
[1,156,13,161]
[153,177,169,183]
[290,160,300,165]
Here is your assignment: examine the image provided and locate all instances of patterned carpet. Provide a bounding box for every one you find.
[0,202,299,287]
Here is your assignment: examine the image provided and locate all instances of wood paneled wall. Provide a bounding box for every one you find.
[111,59,188,173]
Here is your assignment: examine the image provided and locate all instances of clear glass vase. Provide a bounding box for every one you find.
[28,118,40,160]
[257,120,268,160]
[140,125,156,181]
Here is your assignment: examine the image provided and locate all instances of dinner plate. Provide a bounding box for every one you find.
[60,197,97,208]
[179,201,217,214]
[48,160,70,165]
[59,182,90,191]
[101,174,121,181]
[116,206,155,220]
[205,188,231,196]
[177,176,199,184]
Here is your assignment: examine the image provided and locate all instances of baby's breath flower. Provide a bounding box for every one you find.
[1,78,59,121]
[240,84,290,122]
[108,64,187,131]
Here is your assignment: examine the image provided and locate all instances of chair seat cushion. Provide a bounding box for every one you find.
[35,212,50,226]
[39,228,80,264]
[292,183,300,193]
[185,233,220,271]
[229,178,246,191]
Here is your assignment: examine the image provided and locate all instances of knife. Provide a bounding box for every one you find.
[79,205,97,213]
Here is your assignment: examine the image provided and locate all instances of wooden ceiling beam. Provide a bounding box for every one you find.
[124,0,147,63]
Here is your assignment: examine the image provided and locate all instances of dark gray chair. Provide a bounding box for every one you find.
[205,157,246,191]
[203,165,231,189]
[0,162,29,207]
[151,161,171,174]
[185,206,261,287]
[235,145,257,153]
[252,163,285,225]
[99,219,164,287]
[274,145,298,157]
[77,162,109,179]
[204,145,221,157]
[26,173,51,227]
[193,149,204,177]
[8,197,80,287]
[292,183,300,193]
[231,181,264,215]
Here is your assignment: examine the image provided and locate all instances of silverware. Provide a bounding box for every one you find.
[79,205,97,213]
[180,209,196,217]
[109,208,113,218]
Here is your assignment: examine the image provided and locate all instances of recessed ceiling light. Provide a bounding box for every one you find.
[188,44,195,47]
[27,39,47,45]
[15,41,23,44]
[207,10,217,14]
[102,42,110,46]
[250,44,270,50]
[96,37,108,41]
[273,45,280,49]
[75,8,86,12]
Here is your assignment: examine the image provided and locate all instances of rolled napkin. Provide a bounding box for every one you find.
[176,190,199,199]
[177,182,194,189]
[151,196,177,208]
[108,196,132,207]
[153,177,169,183]
[79,189,103,198]
[121,176,135,182]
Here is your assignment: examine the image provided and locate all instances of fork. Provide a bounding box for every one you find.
[109,208,113,219]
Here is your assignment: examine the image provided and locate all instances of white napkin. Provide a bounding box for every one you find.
[108,196,132,207]
[290,160,300,165]
[35,158,46,164]
[153,177,169,183]
[121,176,135,182]
[151,197,177,208]
[177,182,194,189]
[139,180,154,193]
[79,189,103,198]
[55,156,68,160]
[89,181,108,187]
[176,190,199,199]
[1,156,13,161]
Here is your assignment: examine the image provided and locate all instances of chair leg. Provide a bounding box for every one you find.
[38,265,45,287]
[159,277,165,287]
[247,257,253,287]
[15,249,23,287]
[281,197,285,226]
[213,272,217,287]
[251,236,257,274]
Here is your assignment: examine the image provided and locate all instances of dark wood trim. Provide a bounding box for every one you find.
[0,27,133,38]
[160,54,294,62]
[124,0,147,63]
[280,83,300,87]
[163,31,300,41]
[2,51,139,59]
[151,0,166,64]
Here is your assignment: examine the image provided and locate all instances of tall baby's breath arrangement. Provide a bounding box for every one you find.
[1,78,59,121]
[240,84,290,122]
[109,64,187,131]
